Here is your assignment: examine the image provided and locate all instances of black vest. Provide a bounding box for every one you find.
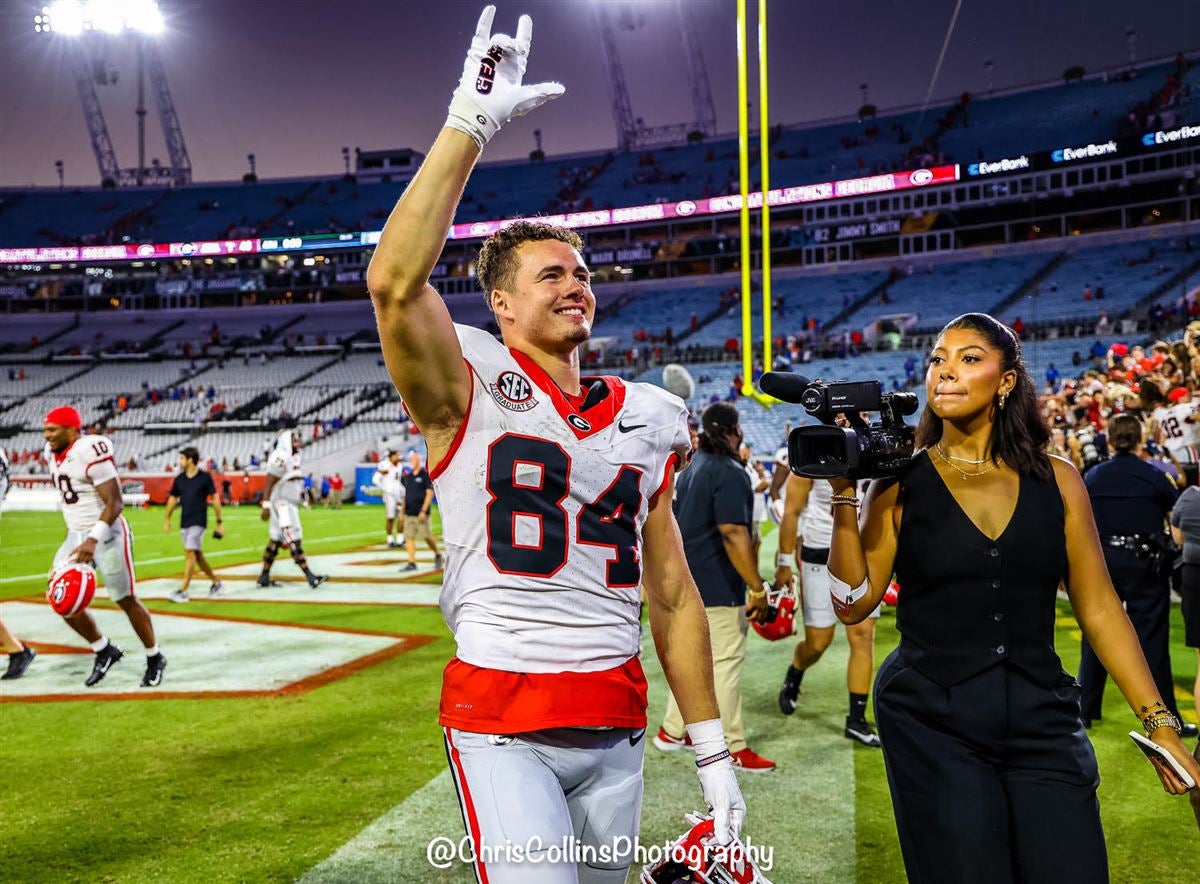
[893,451,1067,688]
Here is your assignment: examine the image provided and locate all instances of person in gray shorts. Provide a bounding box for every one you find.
[164,447,224,603]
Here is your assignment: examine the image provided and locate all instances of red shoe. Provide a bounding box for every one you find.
[652,728,693,752]
[730,747,776,772]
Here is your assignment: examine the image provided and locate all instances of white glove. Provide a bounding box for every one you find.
[445,6,565,149]
[687,719,746,845]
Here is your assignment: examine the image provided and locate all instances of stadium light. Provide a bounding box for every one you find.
[35,1,165,36]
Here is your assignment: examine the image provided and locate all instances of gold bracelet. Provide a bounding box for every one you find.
[830,493,859,504]
[830,499,860,509]
[746,583,768,599]
[1141,711,1182,736]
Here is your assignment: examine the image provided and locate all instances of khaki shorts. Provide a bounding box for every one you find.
[403,513,432,540]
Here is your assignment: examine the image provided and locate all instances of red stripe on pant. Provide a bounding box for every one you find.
[119,515,136,597]
[444,728,490,884]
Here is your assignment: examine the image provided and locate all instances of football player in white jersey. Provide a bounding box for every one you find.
[1152,386,1200,486]
[371,450,405,547]
[42,406,165,687]
[365,9,748,882]
[775,473,882,746]
[257,430,328,588]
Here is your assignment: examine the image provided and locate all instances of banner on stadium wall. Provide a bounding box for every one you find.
[8,472,268,506]
[355,464,384,505]
[0,165,959,264]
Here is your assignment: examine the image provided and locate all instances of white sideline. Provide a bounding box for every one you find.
[0,530,383,584]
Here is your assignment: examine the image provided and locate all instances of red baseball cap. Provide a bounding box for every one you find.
[1168,387,1189,403]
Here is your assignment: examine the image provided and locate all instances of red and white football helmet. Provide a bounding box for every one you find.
[47,562,97,617]
[640,813,773,884]
[749,582,797,642]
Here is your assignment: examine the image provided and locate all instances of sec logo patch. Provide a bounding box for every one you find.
[490,371,538,412]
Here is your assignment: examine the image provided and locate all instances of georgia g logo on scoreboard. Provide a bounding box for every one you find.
[490,371,538,412]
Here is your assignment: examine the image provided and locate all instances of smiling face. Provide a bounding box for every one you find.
[490,239,596,353]
[926,327,1016,425]
[43,422,77,453]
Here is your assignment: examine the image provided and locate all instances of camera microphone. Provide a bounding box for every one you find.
[758,372,812,403]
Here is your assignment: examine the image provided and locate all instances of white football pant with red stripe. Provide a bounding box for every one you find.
[444,726,645,884]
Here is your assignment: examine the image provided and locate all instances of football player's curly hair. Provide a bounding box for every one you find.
[476,221,585,311]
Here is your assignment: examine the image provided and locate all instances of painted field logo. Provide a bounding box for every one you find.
[490,371,538,412]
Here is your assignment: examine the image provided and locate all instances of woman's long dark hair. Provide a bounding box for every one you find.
[916,312,1053,482]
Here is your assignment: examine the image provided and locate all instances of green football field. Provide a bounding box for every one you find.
[1,505,1198,882]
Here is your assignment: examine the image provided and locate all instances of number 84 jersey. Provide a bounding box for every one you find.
[48,434,120,533]
[434,325,691,678]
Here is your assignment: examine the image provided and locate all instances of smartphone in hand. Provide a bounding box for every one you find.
[1129,731,1197,789]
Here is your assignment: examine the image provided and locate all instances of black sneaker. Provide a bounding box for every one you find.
[402,562,418,572]
[307,574,328,589]
[1,646,36,680]
[256,575,281,588]
[141,652,167,688]
[434,554,444,569]
[84,643,124,687]
[779,665,802,715]
[845,717,882,747]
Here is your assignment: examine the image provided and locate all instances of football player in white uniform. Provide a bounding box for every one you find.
[257,430,327,588]
[1152,386,1200,486]
[43,406,165,687]
[775,473,882,746]
[366,9,748,882]
[371,450,405,547]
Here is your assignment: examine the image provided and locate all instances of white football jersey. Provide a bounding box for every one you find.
[47,434,120,532]
[373,460,404,497]
[1154,403,1200,462]
[435,325,690,675]
[798,477,834,548]
[266,449,303,503]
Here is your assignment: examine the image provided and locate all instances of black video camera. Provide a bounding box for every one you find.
[759,373,919,480]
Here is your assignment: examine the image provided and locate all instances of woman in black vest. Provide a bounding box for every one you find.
[827,313,1199,883]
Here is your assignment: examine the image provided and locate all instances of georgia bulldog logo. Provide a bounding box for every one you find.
[489,371,538,412]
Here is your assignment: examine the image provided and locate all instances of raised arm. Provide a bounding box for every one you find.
[366,6,562,467]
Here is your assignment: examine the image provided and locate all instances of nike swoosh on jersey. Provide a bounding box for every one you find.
[618,421,647,433]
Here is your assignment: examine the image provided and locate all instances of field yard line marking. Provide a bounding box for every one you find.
[298,769,471,884]
[0,530,383,584]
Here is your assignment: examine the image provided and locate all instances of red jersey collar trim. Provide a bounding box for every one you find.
[52,439,76,465]
[508,348,626,440]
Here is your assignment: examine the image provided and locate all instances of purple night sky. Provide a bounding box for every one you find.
[0,0,1196,188]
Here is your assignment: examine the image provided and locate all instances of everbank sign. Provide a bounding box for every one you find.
[1142,124,1200,147]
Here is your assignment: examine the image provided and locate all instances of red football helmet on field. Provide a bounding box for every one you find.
[749,582,797,642]
[47,562,97,617]
[640,814,773,884]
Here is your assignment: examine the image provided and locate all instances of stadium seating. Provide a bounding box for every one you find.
[2,59,1187,246]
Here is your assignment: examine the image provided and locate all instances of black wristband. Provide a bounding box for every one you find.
[695,749,731,769]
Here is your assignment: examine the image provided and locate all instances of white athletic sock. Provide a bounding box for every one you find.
[90,636,109,653]
[145,645,160,657]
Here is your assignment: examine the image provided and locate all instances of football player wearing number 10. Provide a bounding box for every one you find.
[366,7,749,883]
[44,407,165,688]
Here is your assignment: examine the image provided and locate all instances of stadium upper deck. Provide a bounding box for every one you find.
[1,54,1194,250]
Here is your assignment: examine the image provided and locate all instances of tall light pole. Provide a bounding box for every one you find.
[34,1,190,187]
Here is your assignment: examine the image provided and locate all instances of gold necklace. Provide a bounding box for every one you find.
[934,444,997,479]
[935,442,988,464]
